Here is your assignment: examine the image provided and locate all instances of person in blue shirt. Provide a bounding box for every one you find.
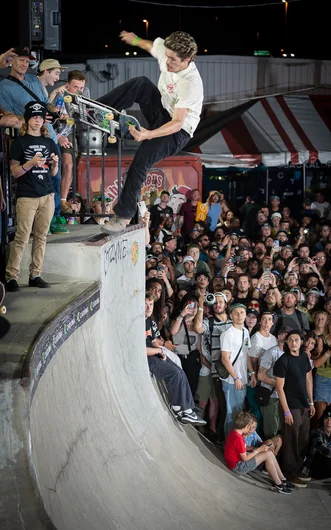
[0,46,71,234]
[206,190,222,232]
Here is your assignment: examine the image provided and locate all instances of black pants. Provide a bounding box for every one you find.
[148,355,195,411]
[179,350,201,398]
[97,77,190,219]
[281,408,310,477]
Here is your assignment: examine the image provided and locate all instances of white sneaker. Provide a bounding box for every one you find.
[177,411,207,426]
[102,214,129,233]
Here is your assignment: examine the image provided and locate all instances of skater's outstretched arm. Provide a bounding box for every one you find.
[120,31,153,54]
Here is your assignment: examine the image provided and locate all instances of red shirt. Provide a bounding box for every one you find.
[224,430,246,470]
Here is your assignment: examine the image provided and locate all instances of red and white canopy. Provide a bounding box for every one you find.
[188,95,331,168]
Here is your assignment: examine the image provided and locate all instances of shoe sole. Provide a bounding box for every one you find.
[297,477,311,482]
[290,482,307,488]
[178,419,207,426]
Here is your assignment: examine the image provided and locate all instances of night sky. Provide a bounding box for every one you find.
[1,0,328,60]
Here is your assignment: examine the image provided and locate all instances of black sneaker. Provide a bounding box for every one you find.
[282,480,297,491]
[6,279,20,292]
[271,483,292,495]
[28,277,51,288]
[177,411,207,426]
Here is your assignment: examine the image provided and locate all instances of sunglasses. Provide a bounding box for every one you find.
[92,196,111,203]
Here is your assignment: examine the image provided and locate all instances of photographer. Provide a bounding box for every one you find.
[194,291,232,439]
[170,294,201,396]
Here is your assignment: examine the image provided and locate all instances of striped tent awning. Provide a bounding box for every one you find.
[187,95,331,168]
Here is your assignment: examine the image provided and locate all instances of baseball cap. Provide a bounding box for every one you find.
[14,46,34,59]
[262,223,271,228]
[183,255,195,264]
[246,308,259,318]
[146,254,157,262]
[209,243,219,251]
[39,58,68,71]
[271,212,282,219]
[270,195,280,200]
[322,406,331,420]
[163,234,176,244]
[230,302,247,313]
[307,287,321,297]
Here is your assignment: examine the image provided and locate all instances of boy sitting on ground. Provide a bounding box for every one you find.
[244,414,282,456]
[224,412,292,494]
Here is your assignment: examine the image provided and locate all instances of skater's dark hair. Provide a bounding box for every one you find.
[68,70,87,83]
[164,31,198,62]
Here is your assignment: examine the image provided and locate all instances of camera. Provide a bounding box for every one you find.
[157,265,164,272]
[205,293,216,306]
[303,228,309,234]
[187,301,195,308]
[234,255,242,263]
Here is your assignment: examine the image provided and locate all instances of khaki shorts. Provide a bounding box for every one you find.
[195,374,217,402]
[60,132,78,155]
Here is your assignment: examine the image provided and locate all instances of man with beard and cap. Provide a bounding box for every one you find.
[194,291,232,440]
[5,101,59,292]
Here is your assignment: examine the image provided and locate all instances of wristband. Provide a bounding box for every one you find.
[325,352,331,358]
[198,307,203,312]
[284,411,291,417]
[248,371,255,376]
[308,402,314,406]
[233,377,239,381]
[132,36,141,46]
[176,317,183,322]
[22,164,29,172]
[253,449,257,455]
[255,287,261,291]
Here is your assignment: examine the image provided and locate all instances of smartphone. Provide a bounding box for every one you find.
[187,301,195,308]
[264,267,271,281]
[274,240,280,252]
[137,200,147,217]
[303,228,309,234]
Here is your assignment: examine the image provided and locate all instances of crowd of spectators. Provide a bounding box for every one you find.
[144,187,331,490]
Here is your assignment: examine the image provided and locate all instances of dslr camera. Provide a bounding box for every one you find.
[205,293,216,306]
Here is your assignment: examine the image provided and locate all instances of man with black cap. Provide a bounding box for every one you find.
[5,101,59,291]
[0,46,70,234]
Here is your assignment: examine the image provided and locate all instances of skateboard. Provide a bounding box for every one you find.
[63,91,141,144]
[0,282,7,314]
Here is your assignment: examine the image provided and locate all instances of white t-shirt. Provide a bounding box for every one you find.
[220,326,251,385]
[259,345,284,398]
[249,332,277,361]
[311,201,330,217]
[151,38,204,137]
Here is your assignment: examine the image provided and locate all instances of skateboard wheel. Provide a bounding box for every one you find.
[64,95,72,103]
[66,118,75,126]
[0,306,6,315]
[108,136,117,144]
[105,112,114,120]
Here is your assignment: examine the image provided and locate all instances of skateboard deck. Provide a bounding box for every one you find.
[0,282,7,314]
[63,91,141,143]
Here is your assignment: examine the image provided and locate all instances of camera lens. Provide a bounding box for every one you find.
[205,293,216,306]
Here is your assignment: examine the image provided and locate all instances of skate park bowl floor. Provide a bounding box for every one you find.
[13,225,331,529]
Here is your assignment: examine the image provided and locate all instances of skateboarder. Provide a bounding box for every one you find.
[100,30,203,232]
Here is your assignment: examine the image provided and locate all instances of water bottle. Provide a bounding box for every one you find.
[54,94,64,112]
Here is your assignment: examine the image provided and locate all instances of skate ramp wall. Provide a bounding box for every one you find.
[26,227,331,530]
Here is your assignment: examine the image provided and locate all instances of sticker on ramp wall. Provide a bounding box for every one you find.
[30,289,100,399]
[131,241,139,266]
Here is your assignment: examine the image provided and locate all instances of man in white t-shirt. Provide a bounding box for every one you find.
[248,311,277,432]
[99,30,203,232]
[311,191,330,218]
[220,303,256,435]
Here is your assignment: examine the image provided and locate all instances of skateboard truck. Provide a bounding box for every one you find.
[105,112,116,143]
